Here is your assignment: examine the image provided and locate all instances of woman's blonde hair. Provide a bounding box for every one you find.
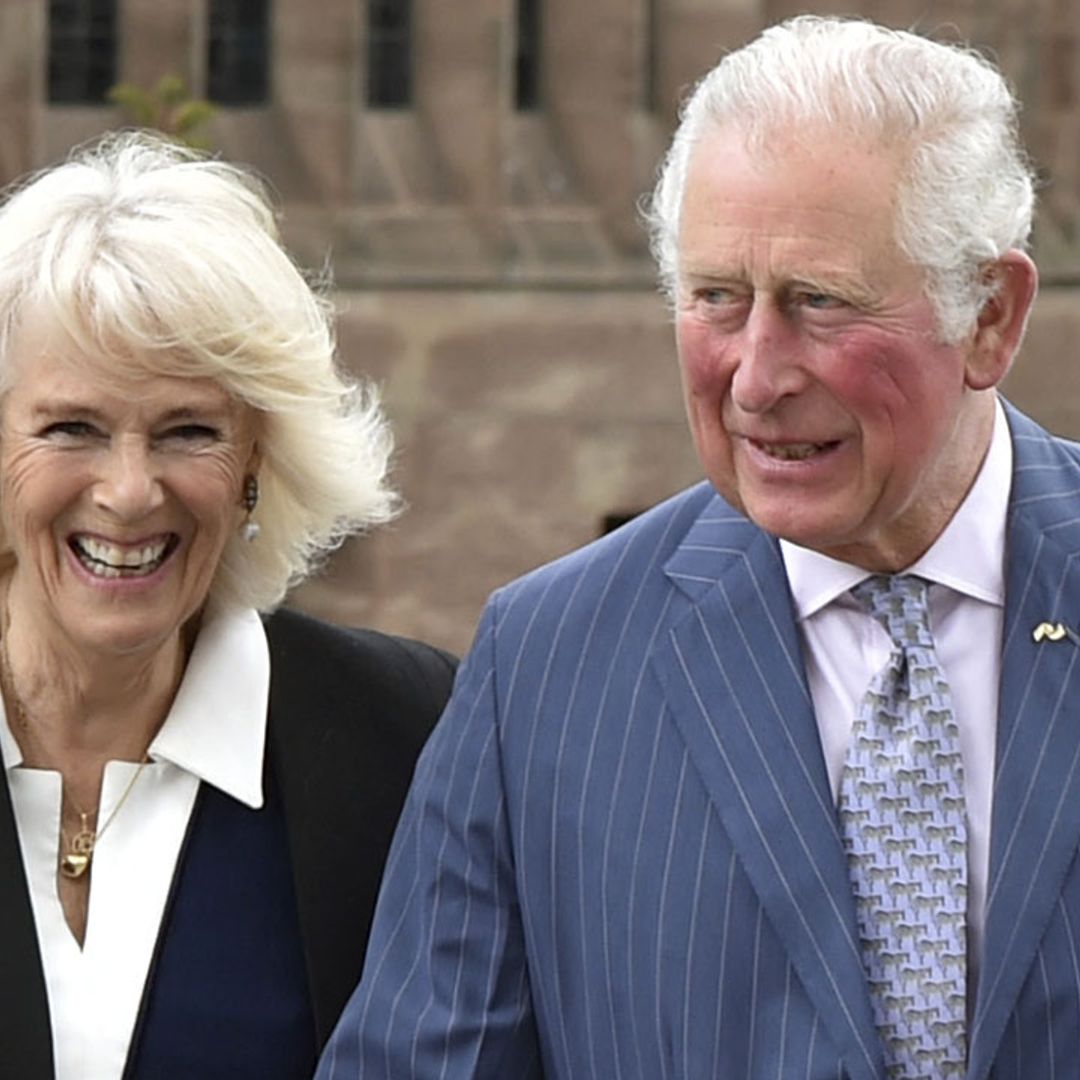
[0,129,398,610]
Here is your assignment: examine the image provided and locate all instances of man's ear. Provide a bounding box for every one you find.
[964,249,1038,391]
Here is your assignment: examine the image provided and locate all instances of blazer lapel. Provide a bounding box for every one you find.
[968,404,1080,1078]
[650,498,884,1080]
[0,766,54,1077]
[265,622,366,1048]
[263,610,451,1048]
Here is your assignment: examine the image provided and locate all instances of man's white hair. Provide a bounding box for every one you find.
[644,15,1036,343]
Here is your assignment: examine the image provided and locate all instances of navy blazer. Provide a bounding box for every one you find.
[320,401,1080,1080]
[0,607,456,1078]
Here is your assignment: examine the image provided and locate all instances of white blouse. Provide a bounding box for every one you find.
[0,603,270,1080]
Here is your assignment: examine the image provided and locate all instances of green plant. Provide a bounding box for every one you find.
[107,74,217,150]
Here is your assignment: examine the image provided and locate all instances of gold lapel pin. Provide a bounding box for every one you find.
[1033,621,1068,642]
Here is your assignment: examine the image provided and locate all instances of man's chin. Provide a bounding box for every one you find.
[738,501,844,550]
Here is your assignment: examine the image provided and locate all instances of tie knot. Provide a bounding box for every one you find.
[852,574,934,650]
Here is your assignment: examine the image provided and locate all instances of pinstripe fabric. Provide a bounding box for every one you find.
[319,399,1080,1080]
[968,402,1080,1079]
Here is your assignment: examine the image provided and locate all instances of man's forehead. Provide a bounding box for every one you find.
[682,125,904,227]
[674,124,927,304]
[687,118,903,187]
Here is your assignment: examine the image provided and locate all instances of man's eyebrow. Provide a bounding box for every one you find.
[782,275,879,302]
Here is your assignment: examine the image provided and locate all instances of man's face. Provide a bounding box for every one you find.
[675,125,1000,571]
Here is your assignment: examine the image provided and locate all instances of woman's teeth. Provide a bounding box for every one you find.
[72,537,170,578]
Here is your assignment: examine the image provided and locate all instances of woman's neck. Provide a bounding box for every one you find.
[0,581,188,772]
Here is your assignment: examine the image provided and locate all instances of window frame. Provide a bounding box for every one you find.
[47,0,118,106]
[365,0,413,109]
[207,0,272,107]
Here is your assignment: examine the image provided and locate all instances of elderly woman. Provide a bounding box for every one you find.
[0,131,455,1078]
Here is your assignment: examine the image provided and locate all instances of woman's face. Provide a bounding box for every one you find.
[0,327,258,661]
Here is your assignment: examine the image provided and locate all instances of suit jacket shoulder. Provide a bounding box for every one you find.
[1005,398,1080,487]
[263,606,457,1044]
[494,480,720,616]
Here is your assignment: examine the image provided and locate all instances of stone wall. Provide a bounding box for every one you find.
[290,287,700,653]
[1,0,1078,655]
[288,285,1080,656]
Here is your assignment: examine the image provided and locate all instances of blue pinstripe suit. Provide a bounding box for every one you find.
[319,400,1080,1080]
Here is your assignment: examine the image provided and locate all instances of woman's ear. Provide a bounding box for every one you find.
[964,249,1038,391]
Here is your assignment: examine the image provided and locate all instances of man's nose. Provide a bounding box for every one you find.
[93,439,164,520]
[729,300,807,414]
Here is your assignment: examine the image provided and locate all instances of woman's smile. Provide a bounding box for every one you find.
[0,331,258,660]
[68,533,178,580]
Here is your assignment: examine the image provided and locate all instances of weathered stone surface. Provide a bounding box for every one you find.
[122,0,191,89]
[1002,288,1080,440]
[6,0,1080,658]
[290,289,699,653]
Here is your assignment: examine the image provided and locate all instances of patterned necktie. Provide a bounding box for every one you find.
[837,575,967,1079]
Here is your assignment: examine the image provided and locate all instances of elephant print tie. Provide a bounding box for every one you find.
[837,574,967,1079]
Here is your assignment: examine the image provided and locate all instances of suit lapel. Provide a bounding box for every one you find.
[968,404,1080,1078]
[651,498,884,1080]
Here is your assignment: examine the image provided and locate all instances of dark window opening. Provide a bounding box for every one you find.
[600,510,643,536]
[208,0,270,105]
[48,0,117,105]
[367,0,412,108]
[515,0,541,110]
[642,0,658,112]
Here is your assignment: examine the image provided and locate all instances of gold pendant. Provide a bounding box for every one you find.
[70,828,95,854]
[60,825,96,879]
[60,852,90,878]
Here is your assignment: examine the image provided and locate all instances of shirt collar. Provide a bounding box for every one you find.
[0,603,269,810]
[148,603,268,808]
[781,397,1012,620]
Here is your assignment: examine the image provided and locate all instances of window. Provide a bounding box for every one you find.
[48,0,117,105]
[515,0,541,110]
[367,0,412,108]
[208,0,270,105]
[600,510,642,536]
[642,0,658,111]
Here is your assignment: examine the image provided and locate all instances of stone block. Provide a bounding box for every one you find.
[332,310,407,389]
[211,106,351,202]
[425,308,684,423]
[1003,287,1080,439]
[122,0,191,87]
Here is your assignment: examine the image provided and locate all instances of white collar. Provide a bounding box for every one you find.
[781,396,1012,620]
[0,603,269,810]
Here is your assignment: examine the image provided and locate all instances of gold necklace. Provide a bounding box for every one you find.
[0,621,150,880]
[57,760,147,879]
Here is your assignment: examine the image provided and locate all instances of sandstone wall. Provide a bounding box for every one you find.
[0,0,1077,654]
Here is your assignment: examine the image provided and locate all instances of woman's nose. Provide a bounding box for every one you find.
[93,439,164,520]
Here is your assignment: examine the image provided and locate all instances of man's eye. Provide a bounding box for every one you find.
[796,291,843,310]
[700,287,735,305]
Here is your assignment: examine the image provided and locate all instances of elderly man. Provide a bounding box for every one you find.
[318,15,1075,1080]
